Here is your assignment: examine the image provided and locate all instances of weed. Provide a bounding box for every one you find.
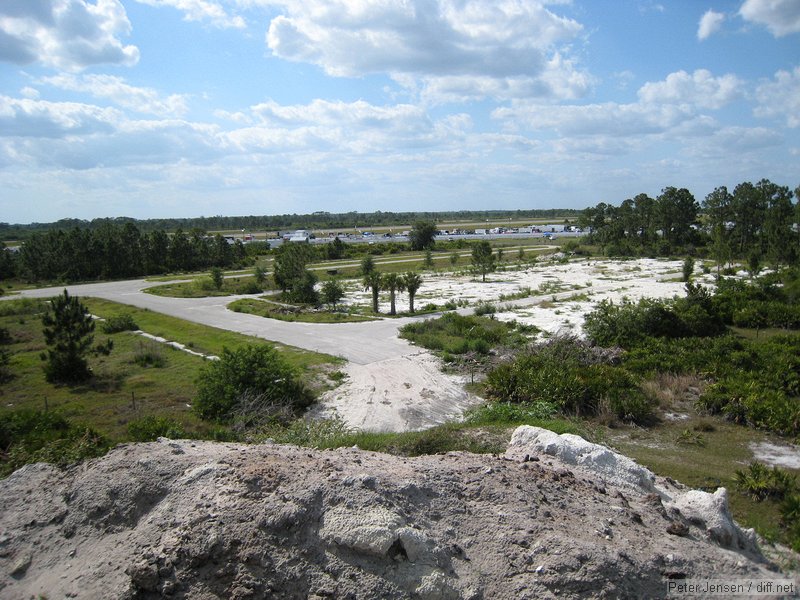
[735,462,796,501]
[133,341,166,368]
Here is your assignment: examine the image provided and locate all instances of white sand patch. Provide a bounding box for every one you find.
[750,442,800,469]
[323,258,721,430]
[311,351,481,432]
[340,258,716,337]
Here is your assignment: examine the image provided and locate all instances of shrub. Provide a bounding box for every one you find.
[484,336,653,423]
[127,415,187,441]
[194,344,314,422]
[102,313,138,334]
[240,280,263,295]
[735,462,796,501]
[0,409,108,477]
[474,302,496,316]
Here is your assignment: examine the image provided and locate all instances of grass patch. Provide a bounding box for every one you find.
[145,275,271,298]
[604,415,800,548]
[83,298,339,370]
[228,298,376,323]
[257,418,511,456]
[400,312,534,356]
[0,297,340,456]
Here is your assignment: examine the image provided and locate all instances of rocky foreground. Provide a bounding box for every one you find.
[1,427,797,599]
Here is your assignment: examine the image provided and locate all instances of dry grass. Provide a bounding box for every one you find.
[641,373,707,410]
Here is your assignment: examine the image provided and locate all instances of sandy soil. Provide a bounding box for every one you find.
[2,431,794,599]
[312,351,481,432]
[317,257,718,430]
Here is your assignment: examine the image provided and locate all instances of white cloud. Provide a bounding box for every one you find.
[754,66,800,127]
[227,99,468,154]
[0,94,121,138]
[697,9,725,40]
[264,0,589,102]
[739,0,800,37]
[133,0,246,29]
[39,74,189,116]
[493,101,693,137]
[490,69,746,150]
[637,69,742,110]
[0,0,139,70]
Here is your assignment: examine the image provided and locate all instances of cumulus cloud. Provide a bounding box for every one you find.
[739,0,800,36]
[133,0,246,29]
[225,99,469,154]
[0,94,121,138]
[264,0,589,102]
[39,74,189,116]
[637,69,742,110]
[0,94,219,169]
[491,69,745,147]
[493,101,693,137]
[0,0,139,70]
[754,66,800,127]
[697,9,725,40]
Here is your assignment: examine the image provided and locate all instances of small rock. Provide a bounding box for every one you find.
[10,552,32,577]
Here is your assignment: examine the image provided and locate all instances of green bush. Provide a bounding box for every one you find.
[102,313,138,333]
[583,286,726,349]
[484,336,653,423]
[400,312,525,356]
[735,462,796,501]
[0,409,108,477]
[127,415,187,441]
[474,302,496,316]
[194,344,314,422]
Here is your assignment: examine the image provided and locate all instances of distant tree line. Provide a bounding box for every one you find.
[579,179,799,266]
[9,222,247,282]
[0,208,581,242]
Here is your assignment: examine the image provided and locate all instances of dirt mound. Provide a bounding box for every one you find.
[0,429,795,599]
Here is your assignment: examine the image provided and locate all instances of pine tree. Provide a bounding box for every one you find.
[41,290,95,383]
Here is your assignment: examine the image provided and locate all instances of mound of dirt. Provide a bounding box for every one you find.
[0,428,795,599]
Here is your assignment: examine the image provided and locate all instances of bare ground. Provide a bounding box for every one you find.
[1,429,797,599]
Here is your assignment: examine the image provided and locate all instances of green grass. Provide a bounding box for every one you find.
[84,298,339,370]
[256,418,512,456]
[604,414,800,547]
[228,298,376,323]
[0,297,341,446]
[145,274,274,297]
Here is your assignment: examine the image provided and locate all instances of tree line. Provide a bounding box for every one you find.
[7,223,248,282]
[578,179,799,267]
[0,208,581,242]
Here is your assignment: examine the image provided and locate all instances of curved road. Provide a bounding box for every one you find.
[10,279,414,365]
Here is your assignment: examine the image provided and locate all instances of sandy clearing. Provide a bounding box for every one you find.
[310,351,481,432]
[750,441,800,469]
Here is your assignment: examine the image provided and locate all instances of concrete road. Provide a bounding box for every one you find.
[9,279,417,365]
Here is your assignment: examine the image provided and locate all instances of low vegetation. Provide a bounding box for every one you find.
[0,295,339,476]
[399,312,534,356]
[228,298,374,323]
[146,274,266,298]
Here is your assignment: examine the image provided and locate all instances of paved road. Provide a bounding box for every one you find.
[9,279,417,365]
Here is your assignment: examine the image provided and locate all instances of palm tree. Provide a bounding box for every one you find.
[363,270,382,313]
[401,272,423,313]
[382,272,404,315]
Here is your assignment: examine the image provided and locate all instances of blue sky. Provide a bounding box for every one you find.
[0,0,798,223]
